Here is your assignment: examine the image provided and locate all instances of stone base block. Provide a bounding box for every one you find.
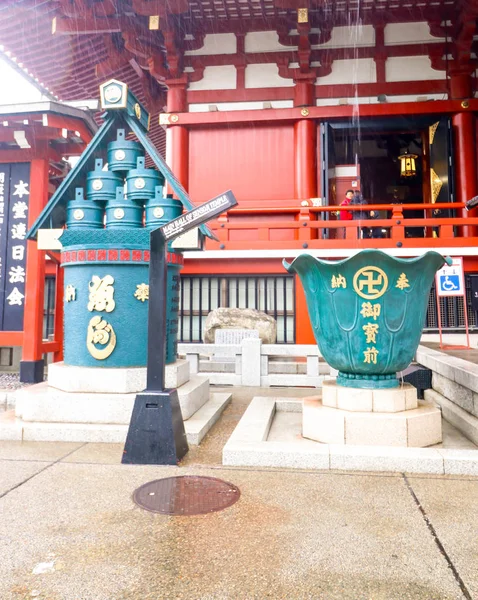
[303,397,442,447]
[178,375,210,420]
[15,373,208,425]
[322,380,418,413]
[0,391,231,446]
[47,360,190,394]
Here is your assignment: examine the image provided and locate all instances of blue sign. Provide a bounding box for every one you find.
[438,274,461,294]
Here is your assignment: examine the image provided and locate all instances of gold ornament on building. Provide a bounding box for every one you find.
[87,275,115,313]
[429,122,439,145]
[300,108,310,117]
[134,103,142,119]
[65,284,76,302]
[398,150,418,177]
[430,168,443,203]
[170,114,179,123]
[149,15,160,30]
[86,316,116,360]
[134,283,149,302]
[298,8,309,23]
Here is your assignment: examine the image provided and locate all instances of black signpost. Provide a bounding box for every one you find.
[122,190,238,465]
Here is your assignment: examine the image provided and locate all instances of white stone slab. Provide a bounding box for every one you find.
[303,398,345,444]
[345,411,408,446]
[426,389,478,446]
[48,362,146,394]
[16,383,134,424]
[321,380,337,408]
[228,396,276,443]
[407,406,442,447]
[47,360,190,394]
[178,375,210,420]
[0,409,22,440]
[337,386,373,412]
[223,441,330,470]
[184,392,231,445]
[372,388,406,413]
[241,337,262,386]
[165,360,190,389]
[22,421,128,443]
[439,449,478,476]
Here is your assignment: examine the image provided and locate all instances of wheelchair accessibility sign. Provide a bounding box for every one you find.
[436,257,465,297]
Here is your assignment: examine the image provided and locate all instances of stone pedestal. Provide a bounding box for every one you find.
[2,360,231,445]
[303,381,442,448]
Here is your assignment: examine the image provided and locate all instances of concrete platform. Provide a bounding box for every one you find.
[223,396,478,474]
[0,392,232,446]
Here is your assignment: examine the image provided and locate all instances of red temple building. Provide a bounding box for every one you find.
[0,0,477,378]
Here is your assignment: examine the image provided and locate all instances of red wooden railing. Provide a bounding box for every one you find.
[206,202,478,250]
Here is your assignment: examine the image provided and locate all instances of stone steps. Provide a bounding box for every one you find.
[0,390,232,446]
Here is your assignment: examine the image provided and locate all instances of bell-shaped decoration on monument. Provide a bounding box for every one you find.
[105,187,143,229]
[86,158,123,203]
[66,187,104,229]
[145,186,182,230]
[126,156,162,202]
[107,129,143,172]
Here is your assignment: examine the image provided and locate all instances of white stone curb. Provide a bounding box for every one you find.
[222,397,478,475]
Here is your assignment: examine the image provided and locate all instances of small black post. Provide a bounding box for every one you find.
[122,229,188,465]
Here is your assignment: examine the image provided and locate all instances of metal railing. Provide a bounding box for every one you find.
[178,274,295,343]
[206,202,478,250]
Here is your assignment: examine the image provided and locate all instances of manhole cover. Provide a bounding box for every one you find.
[132,476,240,515]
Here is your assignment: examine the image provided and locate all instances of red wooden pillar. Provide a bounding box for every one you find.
[293,79,316,342]
[293,79,316,201]
[166,79,189,189]
[53,260,64,363]
[453,111,478,237]
[20,159,48,382]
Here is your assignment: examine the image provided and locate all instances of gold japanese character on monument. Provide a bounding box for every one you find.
[134,283,149,302]
[362,323,379,344]
[331,274,346,289]
[363,347,379,365]
[353,266,388,299]
[396,273,410,290]
[87,275,115,312]
[86,316,116,360]
[65,284,76,302]
[360,302,381,321]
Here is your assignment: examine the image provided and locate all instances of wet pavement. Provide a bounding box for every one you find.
[1,386,478,600]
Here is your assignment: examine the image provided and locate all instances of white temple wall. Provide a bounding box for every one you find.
[316,58,377,85]
[384,22,445,45]
[184,23,451,109]
[245,31,296,53]
[188,65,237,90]
[185,33,236,55]
[386,57,446,82]
[245,64,295,88]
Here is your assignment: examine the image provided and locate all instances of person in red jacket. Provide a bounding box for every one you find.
[339,189,354,221]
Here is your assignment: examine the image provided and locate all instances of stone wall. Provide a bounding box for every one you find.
[416,345,478,445]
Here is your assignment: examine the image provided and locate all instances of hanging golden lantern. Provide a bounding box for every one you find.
[398,150,418,177]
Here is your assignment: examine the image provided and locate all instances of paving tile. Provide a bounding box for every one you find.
[408,477,478,600]
[0,464,465,600]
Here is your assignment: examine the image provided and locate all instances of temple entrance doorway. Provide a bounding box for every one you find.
[320,116,455,239]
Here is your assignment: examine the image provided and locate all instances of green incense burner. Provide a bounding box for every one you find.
[284,250,451,388]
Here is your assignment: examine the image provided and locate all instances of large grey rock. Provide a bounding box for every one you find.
[203,308,277,344]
